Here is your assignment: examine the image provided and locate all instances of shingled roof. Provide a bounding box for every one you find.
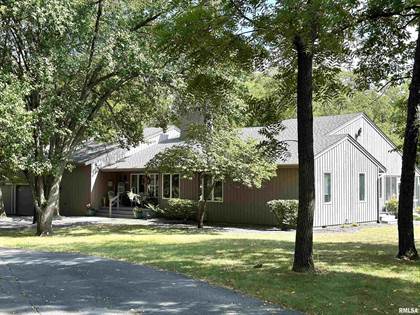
[72,127,175,164]
[102,113,364,169]
[240,113,362,164]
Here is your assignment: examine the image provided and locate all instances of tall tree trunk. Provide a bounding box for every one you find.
[292,35,316,273]
[397,27,420,261]
[197,200,207,228]
[30,173,63,236]
[0,186,6,217]
[197,174,214,228]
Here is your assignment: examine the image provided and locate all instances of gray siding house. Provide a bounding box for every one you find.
[2,112,420,227]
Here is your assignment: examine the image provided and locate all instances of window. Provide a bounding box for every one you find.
[359,173,366,201]
[130,174,146,194]
[385,175,401,200]
[378,177,383,198]
[147,174,159,197]
[391,176,397,197]
[201,175,223,202]
[162,174,180,199]
[323,173,332,203]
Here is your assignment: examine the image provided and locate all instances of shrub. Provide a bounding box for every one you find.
[267,199,298,230]
[416,206,420,215]
[385,196,398,216]
[158,199,197,221]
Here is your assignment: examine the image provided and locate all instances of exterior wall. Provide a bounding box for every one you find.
[314,139,379,226]
[208,167,298,225]
[60,165,92,215]
[332,116,402,175]
[0,185,14,215]
[331,115,420,210]
[158,167,298,226]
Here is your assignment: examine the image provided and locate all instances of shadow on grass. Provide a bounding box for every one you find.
[11,236,417,314]
[1,224,419,314]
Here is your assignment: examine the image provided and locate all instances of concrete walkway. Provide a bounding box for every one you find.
[0,249,297,315]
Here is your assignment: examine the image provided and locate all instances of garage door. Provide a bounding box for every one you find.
[16,185,34,216]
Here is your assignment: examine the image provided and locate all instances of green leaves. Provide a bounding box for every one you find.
[0,0,180,177]
[146,123,279,189]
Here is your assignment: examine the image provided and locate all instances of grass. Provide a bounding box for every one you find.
[0,224,419,314]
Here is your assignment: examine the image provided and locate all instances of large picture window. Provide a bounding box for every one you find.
[359,173,366,202]
[162,174,180,199]
[202,175,223,202]
[130,174,145,194]
[323,173,332,203]
[147,174,159,197]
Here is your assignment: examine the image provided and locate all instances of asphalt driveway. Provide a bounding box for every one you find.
[0,248,296,315]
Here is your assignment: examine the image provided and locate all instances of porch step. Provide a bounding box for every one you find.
[379,213,397,224]
[95,208,135,219]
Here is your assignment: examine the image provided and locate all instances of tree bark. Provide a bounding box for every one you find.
[196,174,214,228]
[397,26,420,261]
[0,186,6,217]
[197,200,206,228]
[30,173,63,236]
[292,35,316,273]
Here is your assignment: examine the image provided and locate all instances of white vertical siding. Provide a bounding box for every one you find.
[331,116,402,175]
[315,139,379,226]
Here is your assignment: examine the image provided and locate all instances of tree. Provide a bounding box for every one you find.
[397,28,419,260]
[146,122,281,228]
[227,0,358,272]
[355,0,419,260]
[0,75,33,217]
[0,0,176,235]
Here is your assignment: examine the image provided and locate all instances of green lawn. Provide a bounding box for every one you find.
[0,224,419,314]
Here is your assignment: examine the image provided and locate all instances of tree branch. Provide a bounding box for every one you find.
[131,12,163,31]
[87,0,103,71]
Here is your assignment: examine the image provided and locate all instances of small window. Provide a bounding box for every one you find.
[359,173,366,201]
[323,173,331,203]
[162,174,180,199]
[202,175,223,202]
[378,177,383,198]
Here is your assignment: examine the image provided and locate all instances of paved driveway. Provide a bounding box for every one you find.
[0,249,297,315]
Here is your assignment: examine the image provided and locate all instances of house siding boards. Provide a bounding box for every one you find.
[332,115,402,175]
[60,165,91,215]
[0,185,14,215]
[331,114,420,210]
[314,138,379,226]
[207,167,298,225]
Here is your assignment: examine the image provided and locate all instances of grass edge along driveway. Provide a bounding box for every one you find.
[0,224,418,315]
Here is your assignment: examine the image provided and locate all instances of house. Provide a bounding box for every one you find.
[2,112,420,227]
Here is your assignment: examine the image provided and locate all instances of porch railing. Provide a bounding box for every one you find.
[109,193,120,218]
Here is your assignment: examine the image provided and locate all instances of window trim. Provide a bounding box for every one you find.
[323,172,332,204]
[162,173,180,199]
[359,172,366,202]
[201,176,224,203]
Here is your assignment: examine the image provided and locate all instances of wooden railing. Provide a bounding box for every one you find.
[108,193,120,218]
